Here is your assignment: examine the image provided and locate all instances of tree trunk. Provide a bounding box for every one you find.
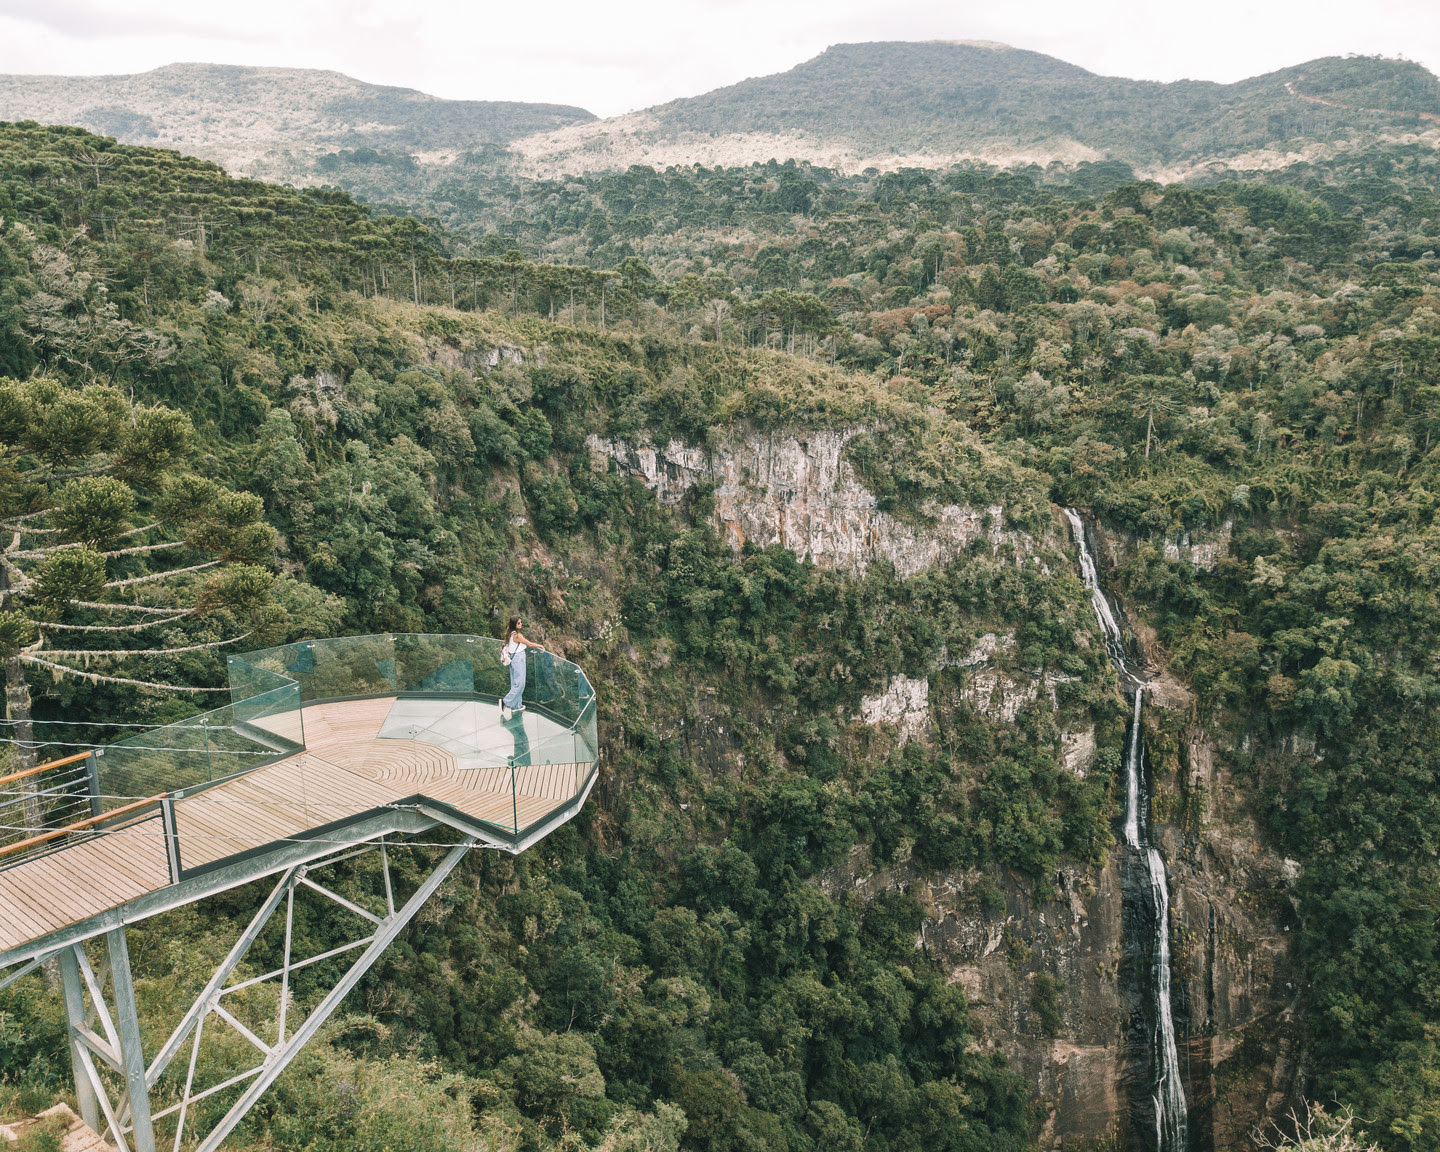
[1145,410,1154,459]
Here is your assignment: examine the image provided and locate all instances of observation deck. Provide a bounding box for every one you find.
[0,633,599,965]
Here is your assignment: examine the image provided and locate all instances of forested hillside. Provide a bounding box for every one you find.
[636,43,1440,161]
[0,121,1437,1152]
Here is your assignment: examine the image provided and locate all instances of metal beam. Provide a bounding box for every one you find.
[0,809,436,969]
[75,1039,130,1152]
[106,928,156,1152]
[194,838,475,1152]
[145,867,296,1088]
[298,875,384,925]
[58,946,101,1133]
[0,950,53,994]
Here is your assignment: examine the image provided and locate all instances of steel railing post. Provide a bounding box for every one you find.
[85,753,101,819]
[160,798,181,883]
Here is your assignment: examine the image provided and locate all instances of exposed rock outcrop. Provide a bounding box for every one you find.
[816,709,1302,1152]
[587,430,1019,578]
[611,438,1299,1149]
[860,675,931,744]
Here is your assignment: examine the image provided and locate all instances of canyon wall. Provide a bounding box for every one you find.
[601,429,1304,1150]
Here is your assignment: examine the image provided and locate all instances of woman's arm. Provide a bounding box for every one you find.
[514,631,546,650]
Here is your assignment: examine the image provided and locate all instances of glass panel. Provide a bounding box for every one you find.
[394,634,478,694]
[95,699,297,809]
[236,635,399,701]
[95,633,599,828]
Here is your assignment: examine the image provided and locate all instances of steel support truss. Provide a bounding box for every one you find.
[38,834,475,1152]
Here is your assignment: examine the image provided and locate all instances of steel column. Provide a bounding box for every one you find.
[58,947,101,1133]
[106,928,156,1152]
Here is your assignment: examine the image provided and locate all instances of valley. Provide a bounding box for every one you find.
[0,35,1437,1152]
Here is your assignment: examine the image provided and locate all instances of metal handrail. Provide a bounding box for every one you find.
[0,794,164,860]
[0,751,93,788]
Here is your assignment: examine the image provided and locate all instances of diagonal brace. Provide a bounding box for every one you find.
[146,866,297,1088]
[194,838,474,1152]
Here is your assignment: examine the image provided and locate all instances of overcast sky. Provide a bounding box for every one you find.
[0,0,1435,118]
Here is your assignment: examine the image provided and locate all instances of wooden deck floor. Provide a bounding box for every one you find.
[0,697,591,956]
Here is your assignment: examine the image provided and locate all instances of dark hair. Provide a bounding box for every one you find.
[505,615,522,643]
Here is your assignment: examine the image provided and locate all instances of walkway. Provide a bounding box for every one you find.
[0,695,589,956]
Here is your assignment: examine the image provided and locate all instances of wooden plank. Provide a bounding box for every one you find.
[41,850,156,914]
[86,821,170,886]
[1,867,100,935]
[0,877,38,937]
[174,801,298,852]
[11,835,147,910]
[178,788,302,836]
[298,757,399,806]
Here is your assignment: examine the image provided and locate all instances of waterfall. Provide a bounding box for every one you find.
[1065,509,1188,1152]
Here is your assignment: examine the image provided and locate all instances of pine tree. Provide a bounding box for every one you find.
[0,377,280,782]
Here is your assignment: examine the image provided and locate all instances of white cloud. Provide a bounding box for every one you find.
[0,0,1435,117]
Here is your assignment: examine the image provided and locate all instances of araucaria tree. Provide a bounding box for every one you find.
[0,376,280,773]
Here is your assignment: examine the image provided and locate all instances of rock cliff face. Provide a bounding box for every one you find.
[587,430,1022,578]
[606,428,1301,1149]
[817,700,1303,1151]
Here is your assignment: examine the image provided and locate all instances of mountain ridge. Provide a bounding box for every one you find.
[510,42,1440,176]
[0,61,595,181]
[1,44,1438,205]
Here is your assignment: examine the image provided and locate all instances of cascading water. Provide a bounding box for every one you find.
[1064,509,1188,1152]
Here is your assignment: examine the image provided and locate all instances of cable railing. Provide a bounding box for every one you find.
[0,752,98,847]
[0,634,599,875]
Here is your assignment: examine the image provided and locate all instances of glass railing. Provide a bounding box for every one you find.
[232,635,598,752]
[94,681,304,810]
[2,635,598,874]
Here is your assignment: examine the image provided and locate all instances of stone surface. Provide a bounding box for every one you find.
[0,1104,109,1152]
[588,430,1021,578]
[859,675,931,744]
[1060,726,1096,776]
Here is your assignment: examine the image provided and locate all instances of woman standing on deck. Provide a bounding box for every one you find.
[501,615,545,719]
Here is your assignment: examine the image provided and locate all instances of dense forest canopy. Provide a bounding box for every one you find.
[0,120,1436,1152]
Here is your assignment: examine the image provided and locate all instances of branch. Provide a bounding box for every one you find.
[8,537,181,560]
[105,559,221,588]
[0,511,50,527]
[102,539,185,558]
[37,613,193,633]
[34,632,250,658]
[67,599,184,615]
[0,552,32,591]
[17,462,113,482]
[19,654,224,693]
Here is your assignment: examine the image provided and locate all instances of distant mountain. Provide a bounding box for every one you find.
[510,41,1440,176]
[0,63,594,182]
[2,45,1437,202]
